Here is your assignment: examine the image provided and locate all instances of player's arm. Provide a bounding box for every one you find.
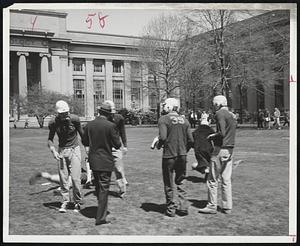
[157,118,167,149]
[111,126,122,150]
[207,113,225,140]
[47,121,60,160]
[81,124,89,147]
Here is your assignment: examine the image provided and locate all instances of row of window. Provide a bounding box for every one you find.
[73,59,137,73]
[73,79,158,110]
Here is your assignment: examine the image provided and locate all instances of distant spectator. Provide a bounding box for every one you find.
[189,110,198,128]
[273,108,281,130]
[14,119,17,129]
[24,119,29,129]
[282,109,290,127]
[264,109,271,130]
[257,109,264,130]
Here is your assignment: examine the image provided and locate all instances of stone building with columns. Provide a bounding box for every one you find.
[9,9,161,119]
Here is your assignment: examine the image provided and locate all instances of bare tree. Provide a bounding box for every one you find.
[138,14,189,99]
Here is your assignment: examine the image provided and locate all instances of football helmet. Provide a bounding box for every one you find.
[56,100,69,113]
[213,95,227,107]
[162,98,180,113]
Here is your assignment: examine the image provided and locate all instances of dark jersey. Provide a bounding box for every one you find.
[48,114,83,148]
[108,113,127,147]
[213,108,236,148]
[158,112,194,159]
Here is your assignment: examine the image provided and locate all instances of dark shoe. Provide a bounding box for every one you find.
[29,172,42,185]
[176,209,188,216]
[222,209,232,214]
[95,220,112,226]
[198,206,217,214]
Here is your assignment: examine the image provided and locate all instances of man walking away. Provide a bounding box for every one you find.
[48,100,83,213]
[199,95,236,215]
[155,98,194,217]
[82,101,121,225]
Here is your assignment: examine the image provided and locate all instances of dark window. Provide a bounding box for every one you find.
[73,58,85,71]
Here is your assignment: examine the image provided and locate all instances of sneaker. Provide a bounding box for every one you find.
[59,202,68,213]
[73,203,80,212]
[165,210,176,217]
[198,206,217,214]
[29,172,42,185]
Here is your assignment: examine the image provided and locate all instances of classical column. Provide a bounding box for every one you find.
[85,58,95,119]
[105,59,113,101]
[142,64,149,111]
[124,60,131,109]
[17,52,29,97]
[39,53,51,90]
[60,56,68,94]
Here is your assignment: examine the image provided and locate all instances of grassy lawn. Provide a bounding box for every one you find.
[7,127,290,237]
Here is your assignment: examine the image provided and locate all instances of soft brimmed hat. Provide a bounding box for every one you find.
[97,100,116,114]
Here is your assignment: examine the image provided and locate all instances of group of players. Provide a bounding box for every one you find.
[30,94,237,225]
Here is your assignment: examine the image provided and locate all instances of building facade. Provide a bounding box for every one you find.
[9,9,159,119]
[9,9,290,120]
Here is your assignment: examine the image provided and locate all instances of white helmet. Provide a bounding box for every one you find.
[213,95,227,107]
[56,100,70,113]
[162,98,180,113]
[97,100,116,114]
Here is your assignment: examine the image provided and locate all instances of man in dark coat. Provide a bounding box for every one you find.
[82,101,121,225]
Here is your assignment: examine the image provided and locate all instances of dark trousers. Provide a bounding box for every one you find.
[93,170,111,224]
[162,156,188,214]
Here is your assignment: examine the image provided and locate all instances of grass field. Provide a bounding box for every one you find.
[7,127,290,237]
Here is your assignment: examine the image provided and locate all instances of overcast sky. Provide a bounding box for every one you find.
[66,9,179,37]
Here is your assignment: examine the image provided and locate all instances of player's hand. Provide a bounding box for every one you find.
[52,150,61,161]
[123,147,128,155]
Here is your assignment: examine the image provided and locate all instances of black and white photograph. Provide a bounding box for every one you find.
[2,2,297,244]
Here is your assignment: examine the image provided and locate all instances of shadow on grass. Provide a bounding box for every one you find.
[80,207,111,219]
[140,203,166,214]
[43,201,61,210]
[188,199,207,209]
[186,176,206,183]
[84,190,121,199]
[80,206,97,218]
[29,185,60,195]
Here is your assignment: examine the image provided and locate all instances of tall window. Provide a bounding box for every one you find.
[73,79,85,100]
[113,60,123,73]
[149,92,158,110]
[94,59,104,73]
[73,58,85,72]
[131,80,141,108]
[113,80,124,109]
[93,79,105,111]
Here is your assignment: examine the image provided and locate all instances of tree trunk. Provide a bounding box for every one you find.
[36,115,45,128]
[238,84,243,124]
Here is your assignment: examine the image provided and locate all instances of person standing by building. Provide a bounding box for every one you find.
[264,108,271,130]
[199,95,236,215]
[48,100,83,213]
[282,109,289,127]
[82,102,121,225]
[273,107,281,130]
[155,98,194,217]
[103,100,128,197]
[257,109,265,130]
